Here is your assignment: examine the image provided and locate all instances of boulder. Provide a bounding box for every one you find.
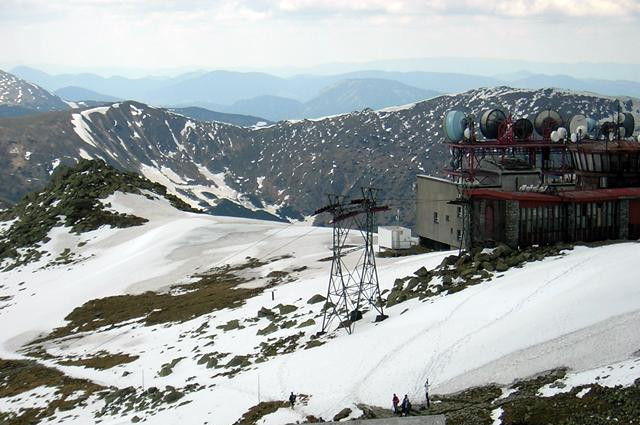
[276,304,298,315]
[414,266,429,277]
[333,408,352,421]
[495,259,508,272]
[406,277,420,291]
[257,322,278,336]
[163,391,184,404]
[257,307,276,319]
[307,294,326,304]
[481,261,495,272]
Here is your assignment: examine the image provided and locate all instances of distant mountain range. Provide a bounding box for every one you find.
[55,86,120,102]
[214,79,440,121]
[11,65,640,121]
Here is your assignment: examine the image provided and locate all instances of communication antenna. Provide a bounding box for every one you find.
[443,110,475,142]
[479,109,507,139]
[314,188,390,334]
[569,114,598,141]
[534,109,563,139]
[513,118,534,140]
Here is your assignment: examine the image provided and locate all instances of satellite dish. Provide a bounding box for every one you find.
[443,110,468,142]
[585,117,598,135]
[550,130,560,142]
[480,109,506,139]
[601,121,617,137]
[576,125,587,136]
[534,110,563,137]
[557,127,567,139]
[570,133,578,143]
[617,112,635,138]
[570,115,598,140]
[513,118,534,140]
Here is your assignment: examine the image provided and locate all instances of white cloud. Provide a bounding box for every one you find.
[0,0,639,72]
[277,0,406,13]
[430,0,640,18]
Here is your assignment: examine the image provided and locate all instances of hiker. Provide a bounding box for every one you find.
[424,378,430,408]
[392,393,400,414]
[289,392,296,408]
[401,394,411,416]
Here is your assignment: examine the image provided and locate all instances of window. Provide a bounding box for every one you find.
[457,206,463,218]
[456,229,462,241]
[445,215,450,222]
[433,212,439,223]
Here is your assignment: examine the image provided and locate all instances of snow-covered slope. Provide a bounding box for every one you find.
[1,188,639,424]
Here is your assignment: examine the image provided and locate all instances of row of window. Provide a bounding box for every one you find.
[433,207,463,223]
[572,151,640,174]
[518,201,619,245]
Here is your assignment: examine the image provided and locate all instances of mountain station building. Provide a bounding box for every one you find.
[417,119,640,249]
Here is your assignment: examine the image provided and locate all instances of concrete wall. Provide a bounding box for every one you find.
[416,176,464,249]
[499,171,540,191]
[322,415,446,425]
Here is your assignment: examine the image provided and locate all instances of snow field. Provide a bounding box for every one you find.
[1,194,640,424]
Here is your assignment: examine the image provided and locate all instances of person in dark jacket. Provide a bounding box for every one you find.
[424,378,431,408]
[401,394,411,416]
[392,393,400,414]
[289,392,296,408]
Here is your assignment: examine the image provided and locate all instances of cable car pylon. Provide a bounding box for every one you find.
[314,187,389,334]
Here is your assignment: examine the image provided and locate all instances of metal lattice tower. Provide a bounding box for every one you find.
[314,188,389,334]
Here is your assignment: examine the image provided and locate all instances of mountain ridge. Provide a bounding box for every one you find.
[0,69,69,116]
[1,86,638,228]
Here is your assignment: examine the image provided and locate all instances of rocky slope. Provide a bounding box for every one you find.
[0,69,69,116]
[0,159,195,269]
[0,86,638,226]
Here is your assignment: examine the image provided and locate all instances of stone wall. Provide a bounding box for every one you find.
[619,199,630,240]
[505,200,520,248]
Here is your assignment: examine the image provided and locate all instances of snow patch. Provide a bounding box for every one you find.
[78,148,92,160]
[538,357,640,397]
[71,113,98,147]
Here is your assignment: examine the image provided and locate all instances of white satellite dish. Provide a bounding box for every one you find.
[576,125,587,137]
[557,127,567,139]
[570,133,577,143]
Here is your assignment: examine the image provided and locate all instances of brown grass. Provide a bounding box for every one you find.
[58,351,139,370]
[35,262,265,343]
[0,357,104,424]
[233,401,289,425]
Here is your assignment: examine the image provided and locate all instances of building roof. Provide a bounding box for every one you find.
[467,187,640,203]
[378,226,410,231]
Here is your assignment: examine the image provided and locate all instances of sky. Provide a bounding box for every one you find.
[1,0,640,77]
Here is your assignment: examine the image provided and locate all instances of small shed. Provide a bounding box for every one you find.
[378,226,412,250]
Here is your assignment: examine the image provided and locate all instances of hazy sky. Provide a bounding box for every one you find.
[2,0,640,76]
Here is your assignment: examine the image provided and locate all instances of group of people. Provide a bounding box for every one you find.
[391,379,430,417]
[288,378,431,417]
[391,393,411,416]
